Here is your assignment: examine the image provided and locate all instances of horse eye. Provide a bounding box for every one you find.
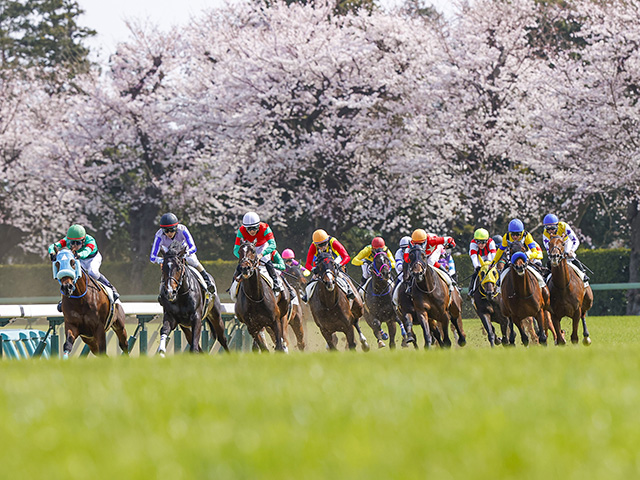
[70,259,76,268]
[55,261,60,270]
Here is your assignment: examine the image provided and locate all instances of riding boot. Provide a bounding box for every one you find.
[468,273,477,299]
[97,274,120,301]
[265,261,282,293]
[570,258,590,282]
[57,299,63,312]
[201,269,217,294]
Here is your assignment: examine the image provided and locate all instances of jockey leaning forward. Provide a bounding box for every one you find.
[233,211,284,293]
[150,212,217,294]
[467,228,497,297]
[394,236,412,278]
[48,224,120,311]
[403,228,456,293]
[302,229,357,302]
[541,213,589,281]
[351,236,396,286]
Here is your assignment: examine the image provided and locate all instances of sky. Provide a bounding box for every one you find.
[77,0,457,60]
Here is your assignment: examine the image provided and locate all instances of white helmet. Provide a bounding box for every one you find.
[399,236,411,248]
[242,211,260,228]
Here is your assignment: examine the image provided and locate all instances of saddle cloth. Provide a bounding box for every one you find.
[546,262,589,287]
[305,275,351,302]
[500,265,547,289]
[96,282,119,331]
[229,267,275,302]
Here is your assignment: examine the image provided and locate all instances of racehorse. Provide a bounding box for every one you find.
[362,252,399,348]
[397,245,466,348]
[234,241,291,352]
[307,252,369,351]
[157,241,229,355]
[282,262,307,351]
[547,235,594,345]
[499,241,555,346]
[471,264,513,347]
[53,248,128,357]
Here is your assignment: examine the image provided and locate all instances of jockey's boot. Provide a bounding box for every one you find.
[98,274,120,301]
[571,259,590,282]
[201,269,217,294]
[265,261,282,293]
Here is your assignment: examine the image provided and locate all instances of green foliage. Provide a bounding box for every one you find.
[0,0,95,78]
[3,323,640,479]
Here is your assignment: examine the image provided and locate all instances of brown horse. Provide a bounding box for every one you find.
[362,252,399,348]
[308,252,369,351]
[157,241,229,355]
[547,235,594,345]
[282,262,307,351]
[397,245,466,348]
[53,248,128,357]
[471,264,513,347]
[499,242,554,346]
[234,242,291,352]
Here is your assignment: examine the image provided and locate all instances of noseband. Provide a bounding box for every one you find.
[371,252,390,279]
[163,256,186,293]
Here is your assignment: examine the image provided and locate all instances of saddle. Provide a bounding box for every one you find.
[500,265,547,289]
[96,282,118,331]
[229,267,277,302]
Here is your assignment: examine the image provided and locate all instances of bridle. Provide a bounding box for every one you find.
[162,254,187,300]
[409,247,436,294]
[370,252,392,297]
[548,236,565,267]
[236,244,259,281]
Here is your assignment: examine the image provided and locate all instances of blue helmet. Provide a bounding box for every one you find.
[508,219,524,233]
[543,214,559,226]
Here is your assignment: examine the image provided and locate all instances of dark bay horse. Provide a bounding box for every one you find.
[547,235,594,345]
[53,248,128,357]
[308,252,369,351]
[281,262,307,351]
[499,242,554,346]
[157,241,229,355]
[234,242,291,352]
[397,245,466,348]
[471,264,513,347]
[363,252,399,348]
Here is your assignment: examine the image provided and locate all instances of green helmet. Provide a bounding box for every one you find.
[474,228,489,241]
[67,224,86,240]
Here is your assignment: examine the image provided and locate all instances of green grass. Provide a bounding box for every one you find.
[2,316,640,479]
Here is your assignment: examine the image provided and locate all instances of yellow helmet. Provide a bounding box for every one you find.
[411,229,427,244]
[312,229,329,244]
[474,228,489,241]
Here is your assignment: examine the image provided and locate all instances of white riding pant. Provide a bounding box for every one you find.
[186,253,204,271]
[79,252,102,279]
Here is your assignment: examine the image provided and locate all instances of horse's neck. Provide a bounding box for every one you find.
[551,259,571,289]
[317,278,339,304]
[371,274,389,294]
[244,268,264,296]
[421,265,438,289]
[510,268,534,296]
[178,267,195,295]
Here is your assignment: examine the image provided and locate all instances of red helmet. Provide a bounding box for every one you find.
[371,237,385,249]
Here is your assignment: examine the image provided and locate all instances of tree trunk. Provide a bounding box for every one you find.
[127,199,160,294]
[627,200,640,315]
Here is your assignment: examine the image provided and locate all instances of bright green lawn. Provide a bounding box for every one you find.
[2,316,640,480]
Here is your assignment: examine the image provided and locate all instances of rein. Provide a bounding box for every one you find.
[65,270,89,299]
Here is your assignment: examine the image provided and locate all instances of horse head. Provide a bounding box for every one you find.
[511,251,528,276]
[53,248,82,297]
[548,235,565,267]
[371,251,391,281]
[161,240,187,302]
[478,264,500,297]
[236,241,259,281]
[408,245,426,280]
[315,252,337,291]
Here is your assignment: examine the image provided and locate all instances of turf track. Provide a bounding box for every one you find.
[1,316,639,479]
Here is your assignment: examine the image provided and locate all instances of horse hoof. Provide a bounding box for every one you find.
[158,350,166,358]
[458,338,466,347]
[62,352,69,360]
[494,337,502,345]
[583,337,591,346]
[361,341,370,352]
[377,340,386,349]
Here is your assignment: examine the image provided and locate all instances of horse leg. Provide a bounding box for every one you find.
[206,315,230,353]
[513,319,529,347]
[480,312,495,347]
[187,313,202,353]
[416,312,432,349]
[388,320,397,349]
[581,313,591,346]
[431,323,445,347]
[536,311,548,346]
[93,327,108,355]
[553,314,567,346]
[63,324,79,358]
[158,316,174,357]
[449,312,466,347]
[570,313,580,345]
[344,325,357,351]
[112,312,129,355]
[438,318,452,348]
[319,327,337,351]
[288,311,306,351]
[353,319,370,352]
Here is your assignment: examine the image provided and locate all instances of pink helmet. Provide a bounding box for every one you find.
[282,248,295,259]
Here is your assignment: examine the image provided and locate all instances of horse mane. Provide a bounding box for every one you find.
[166,239,185,257]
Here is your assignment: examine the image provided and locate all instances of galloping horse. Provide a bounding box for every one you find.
[499,241,554,346]
[363,252,399,348]
[157,241,229,355]
[234,241,291,352]
[471,264,513,347]
[282,262,306,351]
[308,252,369,351]
[547,235,593,345]
[53,248,128,356]
[397,245,466,348]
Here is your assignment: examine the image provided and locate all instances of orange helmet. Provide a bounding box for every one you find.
[312,229,329,244]
[411,229,427,244]
[371,237,385,249]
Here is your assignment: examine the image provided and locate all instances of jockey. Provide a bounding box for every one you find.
[150,212,216,294]
[403,229,456,293]
[491,219,544,275]
[302,229,356,301]
[467,228,497,296]
[282,248,306,288]
[48,224,120,311]
[233,211,283,293]
[394,236,411,277]
[351,237,396,286]
[541,213,588,279]
[492,234,507,272]
[440,249,457,283]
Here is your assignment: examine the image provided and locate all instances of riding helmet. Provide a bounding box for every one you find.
[66,224,86,240]
[159,212,179,228]
[543,214,559,226]
[313,229,329,244]
[411,229,428,244]
[399,236,411,248]
[242,211,260,228]
[508,219,524,233]
[371,237,385,249]
[474,228,489,241]
[282,248,295,259]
